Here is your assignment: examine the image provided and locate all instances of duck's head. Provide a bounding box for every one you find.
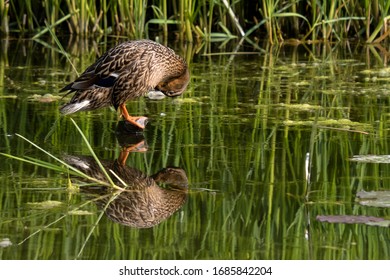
[156,68,190,97]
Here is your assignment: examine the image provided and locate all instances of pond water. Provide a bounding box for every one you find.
[0,37,389,260]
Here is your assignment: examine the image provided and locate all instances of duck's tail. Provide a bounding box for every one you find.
[60,88,112,115]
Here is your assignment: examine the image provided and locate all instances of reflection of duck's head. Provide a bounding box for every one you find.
[152,167,188,189]
[64,155,188,228]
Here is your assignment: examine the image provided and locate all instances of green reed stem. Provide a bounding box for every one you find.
[2,1,390,43]
[70,118,118,188]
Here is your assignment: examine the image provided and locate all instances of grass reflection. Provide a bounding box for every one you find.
[0,38,389,260]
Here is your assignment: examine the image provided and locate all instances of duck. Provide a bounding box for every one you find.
[64,154,188,228]
[60,39,190,129]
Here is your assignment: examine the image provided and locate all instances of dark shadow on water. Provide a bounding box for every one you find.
[64,122,188,228]
[115,120,149,149]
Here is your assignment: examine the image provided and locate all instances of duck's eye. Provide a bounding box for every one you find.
[174,83,185,90]
[156,82,168,91]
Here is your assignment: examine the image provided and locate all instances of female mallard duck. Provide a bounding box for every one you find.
[60,39,189,129]
[64,154,188,228]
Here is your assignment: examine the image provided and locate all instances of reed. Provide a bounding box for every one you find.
[0,0,9,34]
[0,123,121,190]
[2,0,390,43]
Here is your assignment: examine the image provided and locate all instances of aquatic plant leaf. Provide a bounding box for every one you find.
[350,155,390,163]
[70,119,119,189]
[293,80,311,86]
[26,200,64,209]
[209,32,235,38]
[68,210,95,215]
[174,98,200,104]
[356,191,390,208]
[0,95,17,99]
[365,220,390,227]
[361,67,390,77]
[284,118,371,133]
[0,238,12,248]
[316,215,390,227]
[277,103,322,111]
[1,123,122,190]
[28,94,61,103]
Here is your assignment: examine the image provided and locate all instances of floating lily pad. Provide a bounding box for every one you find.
[316,215,390,227]
[26,200,64,209]
[356,191,390,208]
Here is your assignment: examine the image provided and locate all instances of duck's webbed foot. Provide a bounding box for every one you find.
[119,104,148,130]
[125,116,148,130]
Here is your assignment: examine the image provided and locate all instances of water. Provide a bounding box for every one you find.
[0,38,389,260]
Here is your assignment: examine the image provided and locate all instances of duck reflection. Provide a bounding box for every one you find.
[64,125,188,228]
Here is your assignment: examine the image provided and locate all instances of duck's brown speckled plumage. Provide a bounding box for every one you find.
[60,39,189,129]
[103,164,188,228]
[64,155,188,228]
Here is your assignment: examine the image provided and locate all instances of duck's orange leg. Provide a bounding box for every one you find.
[119,104,148,129]
[118,141,147,165]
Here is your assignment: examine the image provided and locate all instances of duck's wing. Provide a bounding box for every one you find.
[60,41,152,93]
[60,59,103,92]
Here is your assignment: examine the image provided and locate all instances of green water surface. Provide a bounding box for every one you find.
[0,38,389,260]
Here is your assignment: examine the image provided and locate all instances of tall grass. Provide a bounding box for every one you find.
[1,0,390,43]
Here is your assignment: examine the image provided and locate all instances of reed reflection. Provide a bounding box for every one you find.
[64,122,188,228]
